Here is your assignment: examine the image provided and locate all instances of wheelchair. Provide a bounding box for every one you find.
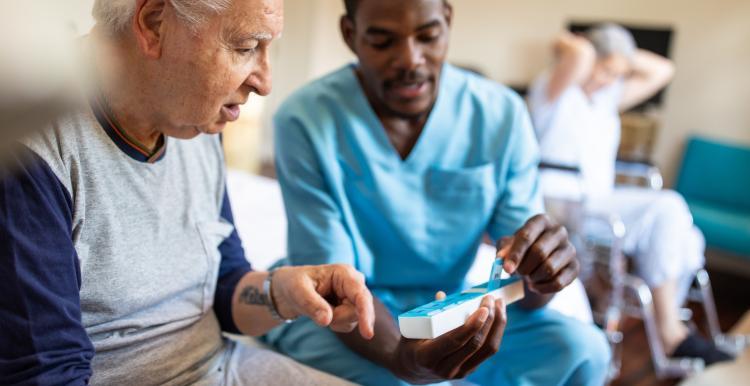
[539,160,748,380]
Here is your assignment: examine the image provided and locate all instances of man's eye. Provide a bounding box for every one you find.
[237,48,256,55]
[418,32,440,43]
[369,38,393,50]
[236,40,260,55]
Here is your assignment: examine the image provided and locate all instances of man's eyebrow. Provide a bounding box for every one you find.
[231,31,274,42]
[416,20,441,31]
[365,26,393,35]
[248,32,274,41]
[365,20,442,35]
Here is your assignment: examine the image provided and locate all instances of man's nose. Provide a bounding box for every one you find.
[244,51,273,97]
[393,38,425,71]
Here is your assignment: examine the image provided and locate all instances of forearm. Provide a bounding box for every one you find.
[620,49,675,110]
[335,296,403,377]
[547,34,596,101]
[231,271,282,336]
[631,49,675,80]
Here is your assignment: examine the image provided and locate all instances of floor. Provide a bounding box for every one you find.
[610,262,750,386]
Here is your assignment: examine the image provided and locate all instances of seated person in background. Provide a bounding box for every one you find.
[263,0,611,385]
[0,0,375,385]
[527,23,733,364]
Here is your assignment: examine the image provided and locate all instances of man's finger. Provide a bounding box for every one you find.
[354,289,375,339]
[455,299,508,378]
[296,278,335,326]
[332,266,375,339]
[528,243,574,283]
[331,302,358,324]
[496,236,513,258]
[435,296,497,377]
[530,261,579,294]
[505,215,549,274]
[330,303,359,333]
[517,226,567,276]
[424,296,492,361]
[529,226,567,260]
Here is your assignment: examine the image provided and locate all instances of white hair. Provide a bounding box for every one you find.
[92,0,232,34]
[587,23,637,61]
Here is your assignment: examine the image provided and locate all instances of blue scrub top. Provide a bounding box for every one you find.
[274,64,544,313]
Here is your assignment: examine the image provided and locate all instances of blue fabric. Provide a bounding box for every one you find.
[686,199,750,257]
[676,136,750,257]
[676,136,750,212]
[264,305,610,386]
[215,188,253,334]
[274,63,545,313]
[0,150,94,386]
[269,64,609,385]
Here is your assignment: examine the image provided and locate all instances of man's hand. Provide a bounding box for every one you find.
[271,264,375,340]
[498,214,579,294]
[393,295,507,384]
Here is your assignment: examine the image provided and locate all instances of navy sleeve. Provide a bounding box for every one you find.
[214,187,252,334]
[0,150,94,385]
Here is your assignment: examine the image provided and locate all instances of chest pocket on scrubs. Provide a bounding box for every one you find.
[196,220,234,313]
[424,163,498,258]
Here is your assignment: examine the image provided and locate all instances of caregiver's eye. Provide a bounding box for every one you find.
[370,38,393,50]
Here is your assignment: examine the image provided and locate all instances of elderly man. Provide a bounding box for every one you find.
[263,0,611,385]
[0,0,375,385]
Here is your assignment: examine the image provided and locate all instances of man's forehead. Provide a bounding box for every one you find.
[355,0,445,31]
[223,0,283,40]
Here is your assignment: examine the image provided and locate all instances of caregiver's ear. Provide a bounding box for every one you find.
[340,15,356,54]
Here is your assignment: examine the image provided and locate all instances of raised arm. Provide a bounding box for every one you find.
[545,32,597,103]
[619,49,675,111]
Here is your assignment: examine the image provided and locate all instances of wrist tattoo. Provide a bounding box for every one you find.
[239,285,268,306]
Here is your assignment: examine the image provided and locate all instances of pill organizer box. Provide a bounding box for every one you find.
[398,274,525,339]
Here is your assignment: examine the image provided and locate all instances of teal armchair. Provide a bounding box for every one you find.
[676,136,750,258]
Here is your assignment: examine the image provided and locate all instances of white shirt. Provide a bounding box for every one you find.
[528,71,623,199]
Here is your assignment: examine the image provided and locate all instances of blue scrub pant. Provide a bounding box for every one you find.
[262,305,611,386]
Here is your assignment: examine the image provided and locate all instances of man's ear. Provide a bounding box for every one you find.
[443,1,453,28]
[340,15,356,54]
[133,0,167,59]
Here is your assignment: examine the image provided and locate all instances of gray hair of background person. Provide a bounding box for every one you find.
[587,23,637,61]
[93,0,232,34]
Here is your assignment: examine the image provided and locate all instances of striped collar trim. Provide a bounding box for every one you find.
[91,95,167,164]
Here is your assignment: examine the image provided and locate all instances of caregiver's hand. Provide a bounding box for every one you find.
[498,214,579,294]
[394,295,507,384]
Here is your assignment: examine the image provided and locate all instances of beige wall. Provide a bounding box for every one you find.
[271,0,750,185]
[68,0,97,34]
[449,0,750,185]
